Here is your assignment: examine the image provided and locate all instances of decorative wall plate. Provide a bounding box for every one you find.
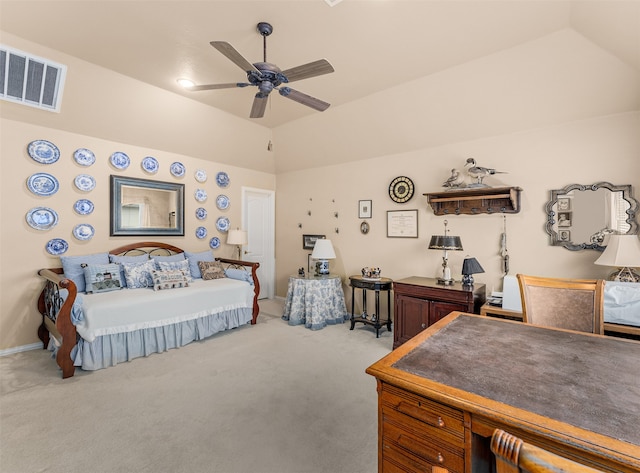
[216,194,230,210]
[74,174,96,192]
[46,238,68,255]
[195,207,207,220]
[195,226,207,239]
[74,199,95,215]
[27,173,59,196]
[110,151,130,169]
[28,140,60,164]
[26,207,59,230]
[216,171,230,188]
[170,162,185,178]
[73,223,95,241]
[216,216,230,232]
[195,169,207,183]
[142,156,159,174]
[73,148,96,166]
[209,237,220,249]
[194,189,207,202]
[389,176,415,203]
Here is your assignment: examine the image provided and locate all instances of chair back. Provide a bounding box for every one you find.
[491,429,603,473]
[517,274,604,334]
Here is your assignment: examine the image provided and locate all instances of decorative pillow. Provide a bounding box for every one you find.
[60,252,110,293]
[153,253,186,263]
[198,261,227,280]
[157,259,192,282]
[151,269,190,291]
[122,259,156,289]
[185,250,216,279]
[109,254,150,287]
[82,263,124,294]
[224,268,254,286]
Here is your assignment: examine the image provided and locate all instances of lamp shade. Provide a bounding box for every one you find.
[462,257,485,275]
[311,239,336,259]
[594,234,640,267]
[428,235,463,251]
[227,229,248,246]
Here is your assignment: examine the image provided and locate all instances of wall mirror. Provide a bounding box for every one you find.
[110,175,184,236]
[545,182,638,251]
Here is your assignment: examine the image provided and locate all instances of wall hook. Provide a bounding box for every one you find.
[335,227,339,234]
[334,212,339,218]
[298,223,302,228]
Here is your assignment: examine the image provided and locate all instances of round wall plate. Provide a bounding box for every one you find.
[389,176,415,203]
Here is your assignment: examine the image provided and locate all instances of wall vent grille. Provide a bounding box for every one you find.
[0,45,66,112]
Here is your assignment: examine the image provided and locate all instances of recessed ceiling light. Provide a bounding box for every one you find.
[324,0,343,6]
[177,78,195,88]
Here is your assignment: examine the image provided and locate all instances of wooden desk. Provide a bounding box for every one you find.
[366,312,640,473]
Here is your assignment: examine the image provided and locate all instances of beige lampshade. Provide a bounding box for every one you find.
[227,229,248,246]
[311,239,336,259]
[594,234,640,267]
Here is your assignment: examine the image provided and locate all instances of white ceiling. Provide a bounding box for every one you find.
[2,1,637,130]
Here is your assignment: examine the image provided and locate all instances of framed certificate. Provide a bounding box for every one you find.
[387,210,418,238]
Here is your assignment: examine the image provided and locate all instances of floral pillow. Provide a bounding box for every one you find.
[151,269,190,291]
[157,259,192,282]
[82,263,124,294]
[198,261,226,281]
[122,259,156,289]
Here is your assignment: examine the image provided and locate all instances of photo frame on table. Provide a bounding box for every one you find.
[307,254,315,275]
[302,234,325,250]
[387,209,418,238]
[358,200,372,219]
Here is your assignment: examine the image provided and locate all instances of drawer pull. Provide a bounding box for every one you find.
[397,402,446,429]
[397,435,446,464]
[421,323,426,329]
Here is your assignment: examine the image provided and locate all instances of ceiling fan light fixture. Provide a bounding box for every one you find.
[177,78,195,89]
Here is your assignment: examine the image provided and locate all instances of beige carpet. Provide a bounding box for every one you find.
[0,298,393,473]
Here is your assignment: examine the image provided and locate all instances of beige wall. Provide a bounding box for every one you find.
[275,112,640,307]
[0,118,275,350]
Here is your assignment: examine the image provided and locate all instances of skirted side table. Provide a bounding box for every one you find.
[282,274,348,330]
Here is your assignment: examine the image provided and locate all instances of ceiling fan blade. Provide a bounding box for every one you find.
[279,87,330,112]
[281,59,334,82]
[210,41,260,73]
[186,82,250,91]
[250,94,268,118]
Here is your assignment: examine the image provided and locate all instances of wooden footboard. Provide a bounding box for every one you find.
[216,258,261,324]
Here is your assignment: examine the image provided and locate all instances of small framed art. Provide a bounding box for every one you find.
[387,209,418,238]
[359,200,372,219]
[302,234,325,250]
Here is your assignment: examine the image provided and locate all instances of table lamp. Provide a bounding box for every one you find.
[227,228,248,260]
[594,234,640,282]
[461,257,484,286]
[311,239,336,276]
[428,220,463,285]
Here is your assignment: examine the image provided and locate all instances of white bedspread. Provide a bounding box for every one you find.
[604,281,640,327]
[75,278,253,342]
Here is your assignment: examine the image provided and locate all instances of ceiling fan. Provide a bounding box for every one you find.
[186,22,335,118]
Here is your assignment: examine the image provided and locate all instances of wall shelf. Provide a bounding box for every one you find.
[424,186,522,215]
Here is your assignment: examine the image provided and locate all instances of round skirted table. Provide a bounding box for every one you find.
[282,274,348,330]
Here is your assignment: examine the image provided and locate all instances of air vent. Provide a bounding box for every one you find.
[0,45,66,112]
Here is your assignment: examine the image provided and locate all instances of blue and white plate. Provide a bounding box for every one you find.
[74,174,96,192]
[216,194,230,210]
[170,162,185,178]
[26,207,58,230]
[216,171,230,188]
[195,169,207,183]
[73,223,95,241]
[216,216,230,232]
[194,189,207,202]
[46,238,68,255]
[28,140,60,164]
[74,199,94,215]
[110,151,130,170]
[195,226,207,239]
[73,148,96,166]
[142,156,159,174]
[209,237,220,250]
[27,173,59,196]
[195,207,207,220]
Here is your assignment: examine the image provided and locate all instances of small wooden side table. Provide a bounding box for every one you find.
[349,275,393,337]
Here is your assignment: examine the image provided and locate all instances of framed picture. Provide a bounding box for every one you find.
[358,200,372,219]
[558,212,572,227]
[557,197,571,211]
[387,209,418,238]
[302,234,325,250]
[559,230,571,241]
[307,254,316,274]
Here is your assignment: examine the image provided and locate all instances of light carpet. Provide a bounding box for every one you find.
[0,298,393,473]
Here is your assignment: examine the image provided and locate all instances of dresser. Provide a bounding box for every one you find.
[366,312,640,473]
[393,277,485,348]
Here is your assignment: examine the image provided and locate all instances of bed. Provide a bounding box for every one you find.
[37,242,260,378]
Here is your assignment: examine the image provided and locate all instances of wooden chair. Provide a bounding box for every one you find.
[491,429,603,472]
[516,274,604,334]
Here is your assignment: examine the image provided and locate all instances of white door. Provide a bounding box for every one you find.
[242,187,275,299]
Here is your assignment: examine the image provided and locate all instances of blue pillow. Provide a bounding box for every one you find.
[109,254,149,287]
[60,252,109,293]
[122,259,156,289]
[225,268,254,286]
[153,253,186,263]
[184,250,215,279]
[83,263,124,294]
